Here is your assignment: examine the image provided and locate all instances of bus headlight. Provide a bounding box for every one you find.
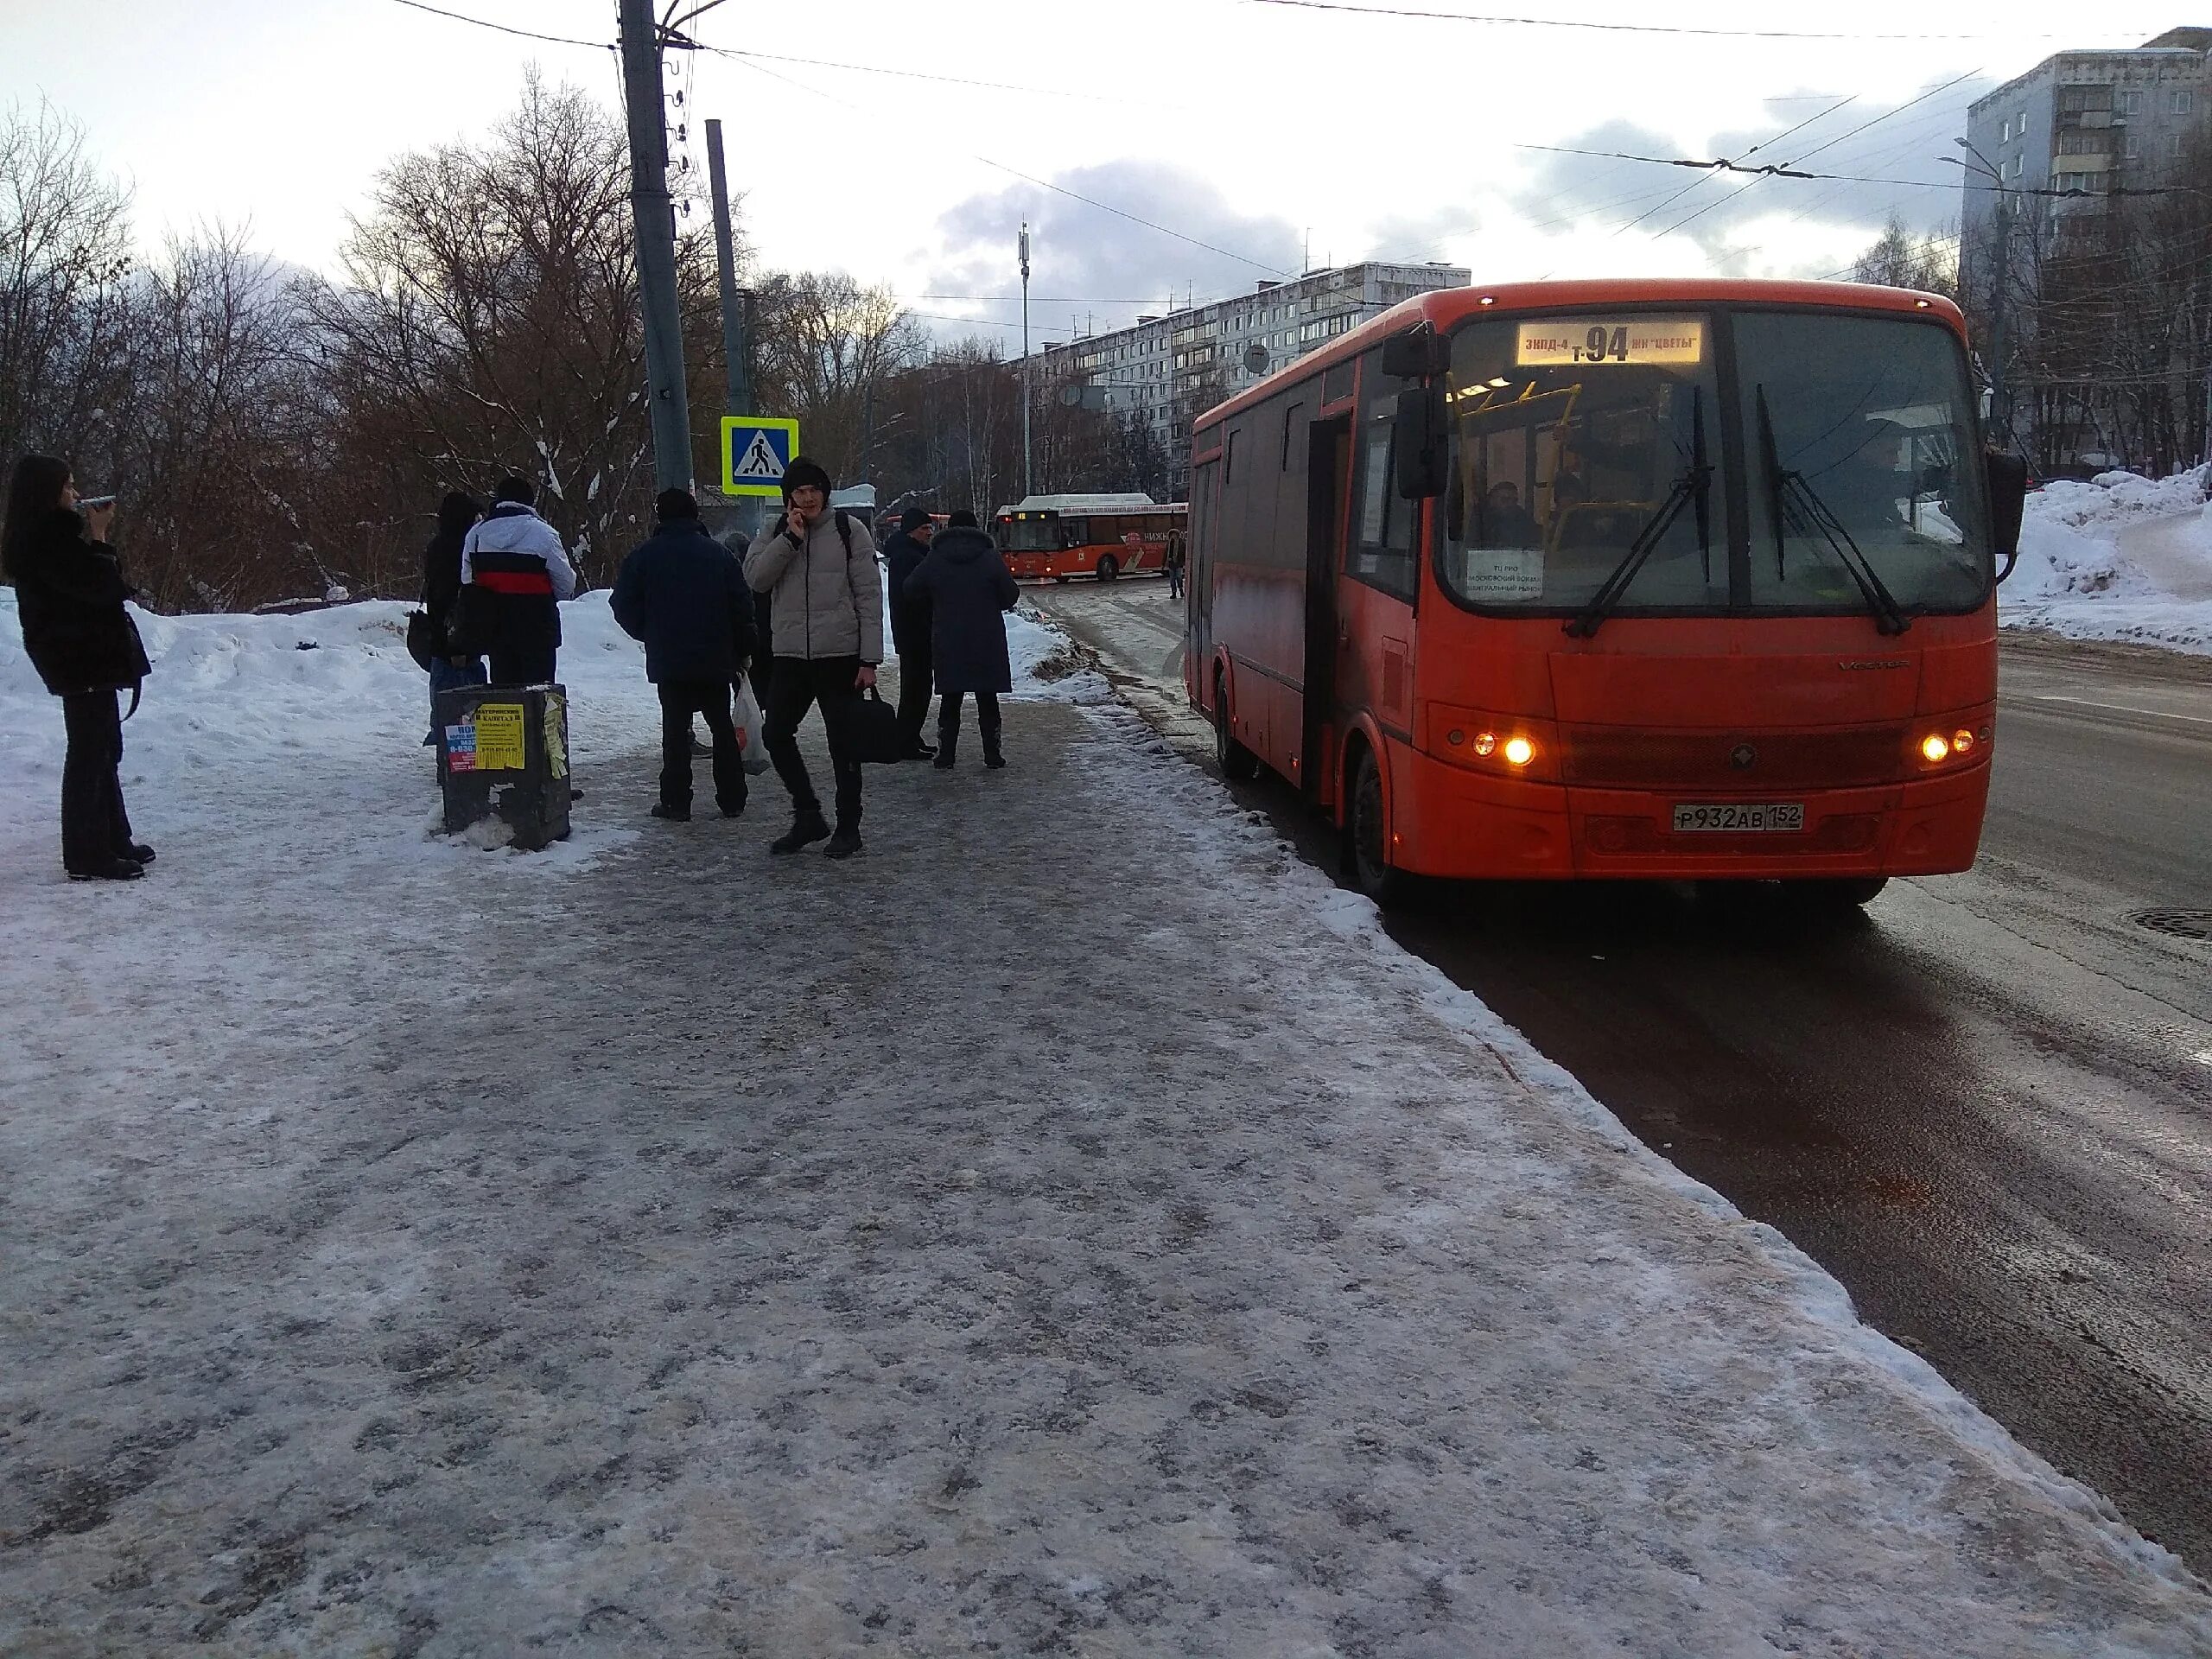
[1503,736,1536,767]
[1920,733,1951,763]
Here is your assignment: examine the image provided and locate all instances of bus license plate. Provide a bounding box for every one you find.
[1672,802,1805,834]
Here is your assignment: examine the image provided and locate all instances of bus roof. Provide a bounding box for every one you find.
[1192,277,1968,436]
[1006,493,1160,513]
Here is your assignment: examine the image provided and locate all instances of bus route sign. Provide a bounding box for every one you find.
[721,416,800,497]
[1516,318,1704,367]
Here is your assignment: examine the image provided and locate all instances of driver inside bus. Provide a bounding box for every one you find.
[1482,481,1542,550]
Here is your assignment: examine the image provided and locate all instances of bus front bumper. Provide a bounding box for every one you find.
[1393,747,1991,880]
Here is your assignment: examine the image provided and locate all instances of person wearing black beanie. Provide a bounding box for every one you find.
[880,506,939,759]
[741,454,883,859]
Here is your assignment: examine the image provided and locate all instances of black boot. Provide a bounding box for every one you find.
[982,733,1006,769]
[823,824,864,860]
[769,807,830,855]
[933,731,957,770]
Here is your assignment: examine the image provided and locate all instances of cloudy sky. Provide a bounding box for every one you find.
[4,1,2172,349]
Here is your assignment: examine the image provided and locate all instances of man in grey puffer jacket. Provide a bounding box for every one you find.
[742,456,884,859]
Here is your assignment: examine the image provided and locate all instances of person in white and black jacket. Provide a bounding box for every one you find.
[460,475,577,686]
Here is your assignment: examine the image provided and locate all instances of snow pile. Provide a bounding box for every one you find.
[0,589,663,874]
[2004,466,2212,653]
[1007,605,1110,702]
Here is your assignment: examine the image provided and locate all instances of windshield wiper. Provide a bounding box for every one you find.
[1755,385,1910,636]
[1564,391,1710,639]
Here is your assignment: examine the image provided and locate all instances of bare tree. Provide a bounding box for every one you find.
[297,73,724,587]
[0,100,135,486]
[747,271,926,482]
[1850,214,1960,299]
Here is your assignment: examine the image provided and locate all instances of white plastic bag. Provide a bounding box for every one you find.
[734,678,770,774]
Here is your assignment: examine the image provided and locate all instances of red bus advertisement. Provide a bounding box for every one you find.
[996,495,1188,582]
[1185,277,2027,906]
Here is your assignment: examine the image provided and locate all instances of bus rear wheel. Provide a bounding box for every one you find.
[1096,553,1120,582]
[1345,747,1404,906]
[1213,671,1259,782]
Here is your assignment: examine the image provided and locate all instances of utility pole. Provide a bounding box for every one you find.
[618,0,693,493]
[702,116,759,535]
[1020,222,1033,499]
[1988,189,2012,445]
[704,119,750,417]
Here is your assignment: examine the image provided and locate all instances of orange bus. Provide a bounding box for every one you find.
[996,495,1188,582]
[1185,278,2027,906]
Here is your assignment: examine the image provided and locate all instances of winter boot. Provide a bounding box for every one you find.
[769,807,831,855]
[823,824,865,861]
[651,800,690,821]
[933,731,957,771]
[982,732,1006,769]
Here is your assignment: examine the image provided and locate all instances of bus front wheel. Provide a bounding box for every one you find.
[1345,747,1405,906]
[1213,672,1259,782]
[1096,554,1121,582]
[1788,876,1889,909]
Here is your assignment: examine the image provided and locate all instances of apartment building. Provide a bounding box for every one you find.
[1032,260,1470,491]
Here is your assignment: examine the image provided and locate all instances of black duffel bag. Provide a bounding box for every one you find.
[844,685,910,765]
[404,608,440,672]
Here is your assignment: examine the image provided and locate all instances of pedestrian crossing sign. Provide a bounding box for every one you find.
[721,416,799,497]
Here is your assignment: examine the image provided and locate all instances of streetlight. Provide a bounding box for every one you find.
[1946,138,2012,443]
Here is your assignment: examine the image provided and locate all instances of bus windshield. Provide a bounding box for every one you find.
[1438,308,1989,617]
[1001,514,1061,553]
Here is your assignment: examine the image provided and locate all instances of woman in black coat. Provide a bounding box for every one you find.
[3,454,154,880]
[904,510,1019,769]
[421,490,485,743]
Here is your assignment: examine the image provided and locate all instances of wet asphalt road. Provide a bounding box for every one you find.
[1033,579,2212,1579]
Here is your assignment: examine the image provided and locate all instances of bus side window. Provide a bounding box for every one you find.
[1348,398,1417,603]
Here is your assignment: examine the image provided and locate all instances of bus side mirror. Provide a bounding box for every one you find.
[1381,328,1448,379]
[1395,386,1446,499]
[1985,449,2028,583]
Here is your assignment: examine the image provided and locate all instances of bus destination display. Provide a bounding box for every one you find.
[1516,318,1704,367]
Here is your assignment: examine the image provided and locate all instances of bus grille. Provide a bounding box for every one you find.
[1562,725,1906,790]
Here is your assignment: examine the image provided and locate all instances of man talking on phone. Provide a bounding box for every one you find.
[742,456,882,861]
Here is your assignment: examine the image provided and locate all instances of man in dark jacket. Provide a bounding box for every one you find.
[904,509,1019,770]
[612,488,759,820]
[461,475,576,685]
[879,506,938,759]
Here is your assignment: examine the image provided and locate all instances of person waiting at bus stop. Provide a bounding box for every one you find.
[880,506,938,760]
[612,488,757,822]
[743,456,882,860]
[904,509,1018,771]
[460,474,577,686]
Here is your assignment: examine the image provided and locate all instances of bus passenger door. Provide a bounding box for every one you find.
[1186,460,1219,706]
[1303,416,1351,802]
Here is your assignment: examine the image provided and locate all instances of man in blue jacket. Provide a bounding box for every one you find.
[612,488,759,821]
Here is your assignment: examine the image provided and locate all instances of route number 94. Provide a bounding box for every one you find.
[1580,326,1630,363]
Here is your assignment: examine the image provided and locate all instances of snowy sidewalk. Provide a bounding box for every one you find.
[3,606,2211,1654]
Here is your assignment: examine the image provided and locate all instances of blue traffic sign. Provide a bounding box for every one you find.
[721,416,799,497]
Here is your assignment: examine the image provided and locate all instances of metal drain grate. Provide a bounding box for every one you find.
[2132,909,2212,942]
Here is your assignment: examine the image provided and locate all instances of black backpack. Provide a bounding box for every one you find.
[769,508,854,556]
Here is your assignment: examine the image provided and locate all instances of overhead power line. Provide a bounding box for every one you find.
[380,0,609,48]
[689,44,1176,110]
[1243,0,2158,42]
[1516,142,2198,200]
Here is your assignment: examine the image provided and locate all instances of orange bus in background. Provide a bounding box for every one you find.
[996,495,1188,582]
[1185,277,2027,907]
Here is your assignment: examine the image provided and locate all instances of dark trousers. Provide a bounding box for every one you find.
[488,647,556,686]
[658,680,746,811]
[764,655,863,829]
[895,637,935,746]
[939,690,1001,746]
[60,690,132,873]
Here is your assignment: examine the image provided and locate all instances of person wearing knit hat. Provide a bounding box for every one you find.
[879,506,939,759]
[741,454,883,859]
